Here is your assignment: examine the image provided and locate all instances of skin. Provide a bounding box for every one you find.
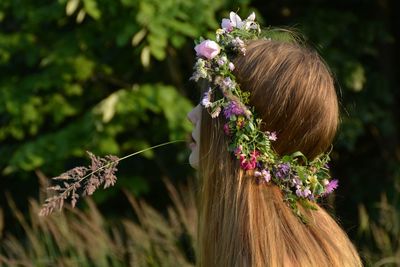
[187,104,201,169]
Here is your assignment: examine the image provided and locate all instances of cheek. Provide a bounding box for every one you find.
[189,141,200,169]
[194,121,201,140]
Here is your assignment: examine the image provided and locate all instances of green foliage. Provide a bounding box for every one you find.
[0,0,222,189]
[358,193,400,266]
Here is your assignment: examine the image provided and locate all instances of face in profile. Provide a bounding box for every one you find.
[187,104,201,169]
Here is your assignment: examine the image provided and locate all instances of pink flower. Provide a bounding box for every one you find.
[223,123,231,135]
[240,159,257,170]
[250,150,260,160]
[221,18,233,32]
[325,179,338,194]
[194,40,221,60]
[239,151,259,170]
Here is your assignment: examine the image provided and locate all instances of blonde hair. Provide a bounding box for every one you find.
[197,39,362,267]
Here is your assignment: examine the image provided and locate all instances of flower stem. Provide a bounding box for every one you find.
[77,140,185,184]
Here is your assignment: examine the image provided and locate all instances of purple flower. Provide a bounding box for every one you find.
[221,18,234,32]
[222,77,234,89]
[296,187,312,198]
[275,163,291,179]
[201,88,212,108]
[255,169,271,182]
[228,62,235,71]
[303,187,312,197]
[291,176,302,188]
[295,188,302,197]
[325,179,338,194]
[223,101,244,119]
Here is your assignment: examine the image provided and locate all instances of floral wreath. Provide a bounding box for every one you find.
[191,11,338,222]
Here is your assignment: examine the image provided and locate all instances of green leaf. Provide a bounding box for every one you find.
[66,0,80,16]
[82,0,101,20]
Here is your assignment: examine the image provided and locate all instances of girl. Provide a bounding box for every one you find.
[187,12,362,267]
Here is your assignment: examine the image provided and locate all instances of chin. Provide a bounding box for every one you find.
[189,152,199,169]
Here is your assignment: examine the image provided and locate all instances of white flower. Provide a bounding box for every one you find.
[243,12,258,30]
[201,88,212,108]
[247,12,255,21]
[229,12,245,29]
[226,11,257,30]
[211,106,221,118]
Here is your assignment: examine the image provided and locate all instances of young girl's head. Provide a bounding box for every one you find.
[187,15,362,267]
[188,39,339,167]
[189,38,361,267]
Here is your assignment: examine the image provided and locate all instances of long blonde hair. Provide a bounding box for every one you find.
[197,39,362,267]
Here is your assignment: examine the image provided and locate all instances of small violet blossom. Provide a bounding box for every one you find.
[221,18,233,32]
[255,169,271,182]
[223,101,244,119]
[194,40,221,60]
[221,77,235,90]
[291,177,302,188]
[324,179,338,194]
[296,187,312,198]
[275,163,291,179]
[201,88,212,108]
[228,62,235,71]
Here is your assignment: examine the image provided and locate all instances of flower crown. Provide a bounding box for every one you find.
[191,11,338,222]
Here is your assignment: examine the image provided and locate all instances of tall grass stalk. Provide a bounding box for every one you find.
[0,179,196,267]
[358,193,400,267]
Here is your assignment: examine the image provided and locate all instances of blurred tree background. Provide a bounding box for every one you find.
[0,0,399,266]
